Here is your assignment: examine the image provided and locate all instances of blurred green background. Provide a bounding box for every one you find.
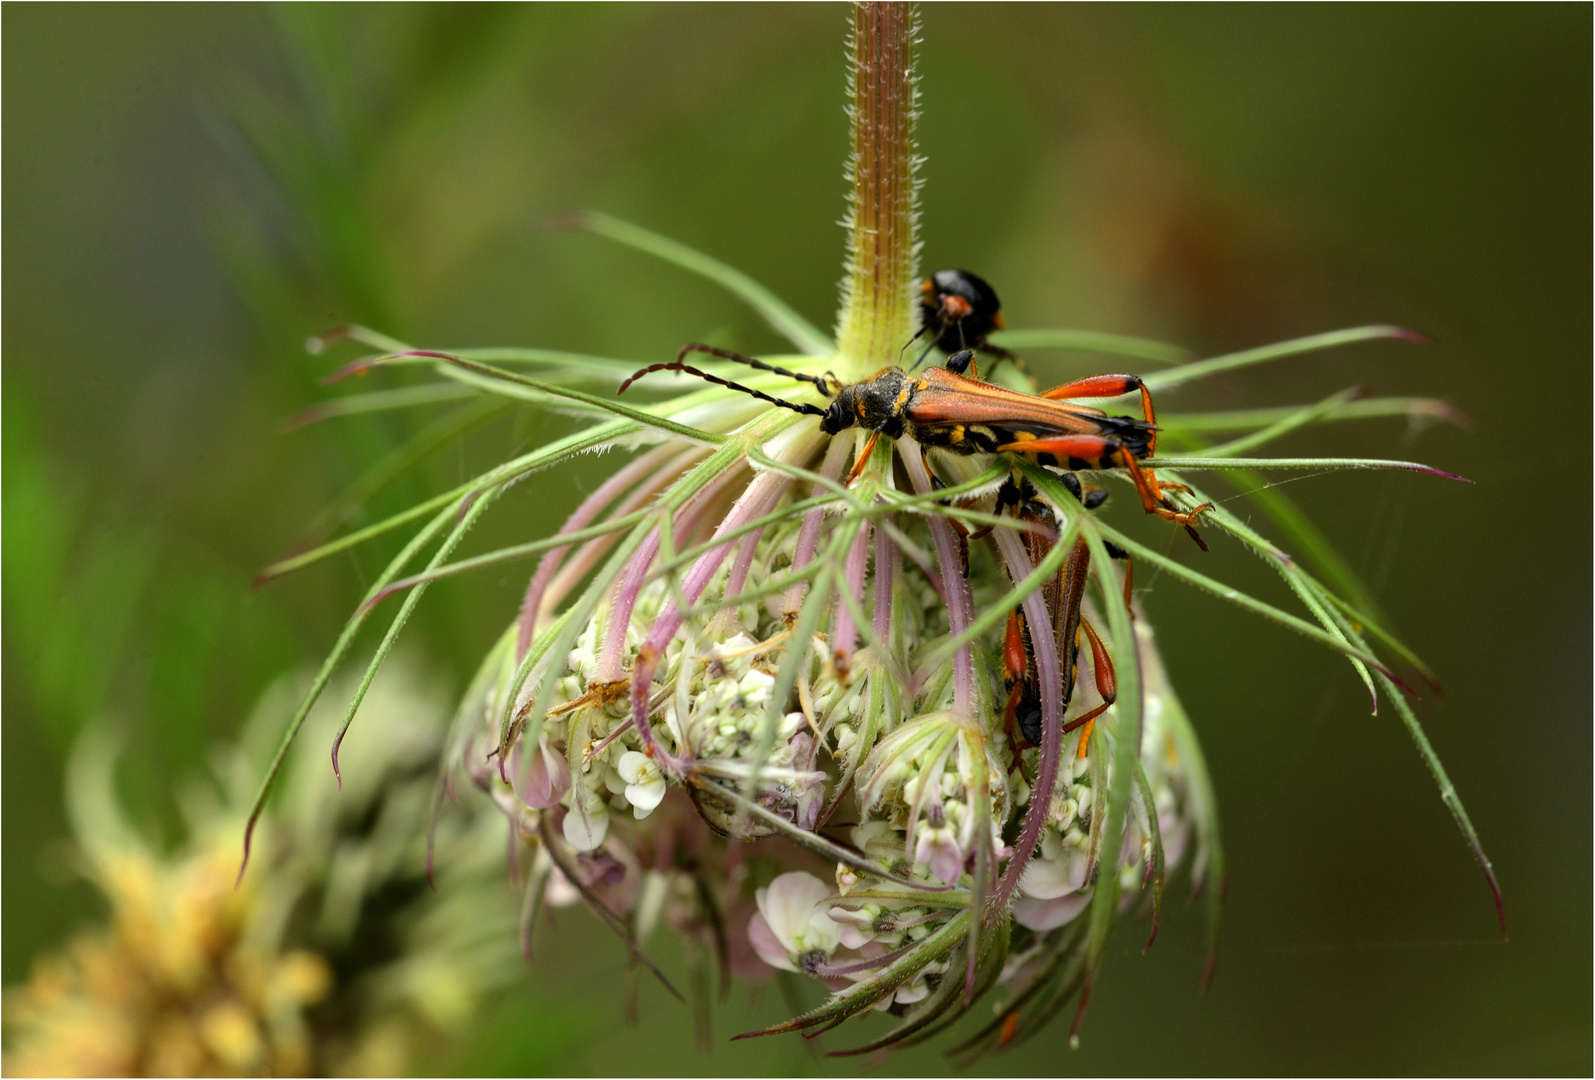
[4,3,1588,1074]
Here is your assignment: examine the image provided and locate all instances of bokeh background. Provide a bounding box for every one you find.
[4,4,1589,1074]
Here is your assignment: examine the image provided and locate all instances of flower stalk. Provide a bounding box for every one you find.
[835,2,921,377]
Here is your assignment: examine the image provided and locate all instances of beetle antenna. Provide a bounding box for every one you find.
[897,322,932,366]
[910,335,941,370]
[617,361,827,419]
[673,343,836,396]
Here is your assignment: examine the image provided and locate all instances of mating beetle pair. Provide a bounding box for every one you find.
[618,267,1209,537]
[618,269,1212,757]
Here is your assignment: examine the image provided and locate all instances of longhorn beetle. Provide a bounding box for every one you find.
[617,343,1212,543]
[998,475,1127,762]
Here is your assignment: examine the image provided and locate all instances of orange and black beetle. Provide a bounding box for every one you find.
[619,342,1210,537]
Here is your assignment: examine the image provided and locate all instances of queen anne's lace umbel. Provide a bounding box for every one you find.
[241,1,1494,1057]
[451,423,1210,1049]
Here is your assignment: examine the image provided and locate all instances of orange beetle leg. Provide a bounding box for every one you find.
[844,430,882,486]
[996,435,1212,547]
[1040,373,1144,402]
[1003,609,1029,684]
[1115,450,1212,548]
[1040,373,1158,455]
[1063,618,1117,758]
[998,433,1167,510]
[1001,610,1029,738]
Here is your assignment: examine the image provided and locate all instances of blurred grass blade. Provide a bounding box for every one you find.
[241,499,459,877]
[431,367,621,421]
[1144,325,1428,393]
[1144,622,1225,989]
[257,419,640,584]
[365,507,659,610]
[1202,386,1369,459]
[1161,396,1470,435]
[307,323,413,355]
[429,624,515,885]
[1376,671,1506,938]
[331,484,503,781]
[1085,518,1392,675]
[295,400,508,546]
[1145,455,1469,480]
[1134,762,1165,953]
[576,211,835,357]
[361,350,726,444]
[1176,476,1378,709]
[1179,453,1390,627]
[988,328,1191,365]
[284,382,482,429]
[452,346,659,381]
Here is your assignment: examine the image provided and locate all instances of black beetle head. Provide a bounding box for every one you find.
[820,397,854,435]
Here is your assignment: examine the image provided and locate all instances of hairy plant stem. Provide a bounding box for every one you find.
[835,1,921,378]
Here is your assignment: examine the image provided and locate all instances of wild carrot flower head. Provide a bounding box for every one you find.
[243,0,1499,1057]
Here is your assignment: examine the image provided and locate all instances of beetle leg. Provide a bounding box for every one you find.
[981,341,1020,366]
[998,435,1210,539]
[1063,617,1117,758]
[1027,377,1212,546]
[1001,609,1030,743]
[1112,457,1212,551]
[1111,449,1213,547]
[1039,373,1160,455]
[998,433,1164,513]
[844,430,882,486]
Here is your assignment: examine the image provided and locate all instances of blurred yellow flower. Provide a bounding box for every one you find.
[4,836,329,1077]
